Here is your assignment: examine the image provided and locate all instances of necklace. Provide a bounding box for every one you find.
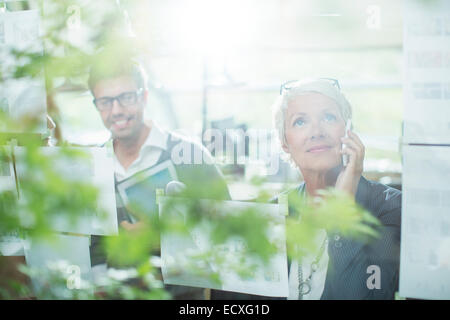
[297,235,327,299]
[296,184,327,299]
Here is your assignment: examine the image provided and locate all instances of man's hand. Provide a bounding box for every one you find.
[119,221,145,232]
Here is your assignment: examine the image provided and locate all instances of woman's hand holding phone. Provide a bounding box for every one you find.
[335,121,365,197]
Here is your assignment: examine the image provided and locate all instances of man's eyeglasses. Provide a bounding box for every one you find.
[94,88,143,112]
[279,78,340,95]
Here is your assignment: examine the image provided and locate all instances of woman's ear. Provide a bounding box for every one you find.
[281,141,290,154]
[142,89,149,103]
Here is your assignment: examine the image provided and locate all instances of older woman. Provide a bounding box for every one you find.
[273,78,401,300]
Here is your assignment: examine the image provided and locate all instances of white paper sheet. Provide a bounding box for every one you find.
[0,77,47,134]
[0,146,23,256]
[23,233,92,298]
[0,230,24,256]
[159,196,289,297]
[400,145,450,299]
[14,146,118,236]
[0,145,16,193]
[403,0,450,144]
[0,9,46,135]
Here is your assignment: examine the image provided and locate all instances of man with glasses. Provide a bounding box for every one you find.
[88,57,230,299]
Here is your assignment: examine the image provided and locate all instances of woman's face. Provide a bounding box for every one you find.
[283,92,346,173]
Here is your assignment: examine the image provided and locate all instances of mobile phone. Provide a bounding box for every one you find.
[342,120,352,167]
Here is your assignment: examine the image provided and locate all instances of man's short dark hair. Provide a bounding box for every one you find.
[88,57,148,94]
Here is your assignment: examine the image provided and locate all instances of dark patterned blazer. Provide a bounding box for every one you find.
[318,176,402,299]
[211,176,402,300]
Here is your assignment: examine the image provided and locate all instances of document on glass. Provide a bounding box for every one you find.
[0,145,24,256]
[23,232,92,298]
[0,76,47,135]
[403,0,450,144]
[0,9,46,135]
[0,230,24,257]
[400,145,450,299]
[158,196,289,297]
[0,145,16,193]
[14,146,118,236]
